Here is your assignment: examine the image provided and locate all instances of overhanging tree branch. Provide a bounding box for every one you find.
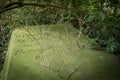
[0,1,75,13]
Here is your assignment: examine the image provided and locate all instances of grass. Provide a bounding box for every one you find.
[1,24,120,80]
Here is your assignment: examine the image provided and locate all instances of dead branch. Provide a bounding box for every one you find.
[0,1,75,13]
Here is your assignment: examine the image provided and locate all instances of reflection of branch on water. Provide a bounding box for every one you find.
[58,47,71,80]
[34,58,56,73]
[66,30,73,47]
[23,27,50,68]
[23,27,44,52]
[34,47,52,69]
[43,52,50,67]
[24,27,80,80]
[66,67,79,80]
[24,27,56,72]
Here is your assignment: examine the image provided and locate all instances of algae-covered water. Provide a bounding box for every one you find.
[1,24,120,80]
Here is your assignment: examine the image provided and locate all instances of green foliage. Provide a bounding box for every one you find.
[106,37,116,53]
[81,0,120,54]
[0,26,10,51]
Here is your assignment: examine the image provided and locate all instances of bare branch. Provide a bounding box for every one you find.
[0,1,75,13]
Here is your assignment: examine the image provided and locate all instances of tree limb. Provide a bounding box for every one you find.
[0,1,75,13]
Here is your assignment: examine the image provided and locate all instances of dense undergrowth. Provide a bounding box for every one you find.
[81,11,120,55]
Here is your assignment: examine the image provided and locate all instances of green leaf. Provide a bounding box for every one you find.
[101,12,106,21]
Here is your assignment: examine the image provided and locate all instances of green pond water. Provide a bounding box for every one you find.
[0,24,120,80]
